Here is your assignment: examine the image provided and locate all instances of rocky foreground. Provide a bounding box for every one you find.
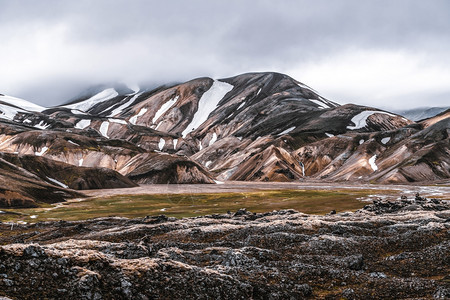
[0,196,449,299]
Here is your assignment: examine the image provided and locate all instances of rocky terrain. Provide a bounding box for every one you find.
[1,72,449,207]
[0,195,448,299]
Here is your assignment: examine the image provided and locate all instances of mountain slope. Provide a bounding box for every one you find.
[0,71,448,194]
[0,155,82,208]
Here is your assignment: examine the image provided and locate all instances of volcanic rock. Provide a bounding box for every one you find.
[0,197,448,299]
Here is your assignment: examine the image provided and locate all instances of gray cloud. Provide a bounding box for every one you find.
[1,0,449,109]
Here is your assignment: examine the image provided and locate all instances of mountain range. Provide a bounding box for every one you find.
[1,72,449,207]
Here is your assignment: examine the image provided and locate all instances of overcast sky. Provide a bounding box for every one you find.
[1,0,449,110]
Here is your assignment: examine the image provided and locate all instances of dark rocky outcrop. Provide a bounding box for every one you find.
[126,153,215,184]
[0,196,448,299]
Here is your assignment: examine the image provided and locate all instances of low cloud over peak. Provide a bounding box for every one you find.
[1,0,449,109]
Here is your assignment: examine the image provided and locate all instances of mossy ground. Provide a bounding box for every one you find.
[0,189,394,222]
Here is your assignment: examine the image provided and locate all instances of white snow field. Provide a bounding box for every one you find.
[34,121,50,129]
[0,104,25,121]
[278,127,296,136]
[108,118,127,125]
[209,133,218,146]
[35,146,48,156]
[369,155,378,171]
[47,177,69,188]
[158,138,165,151]
[347,111,395,130]
[63,88,118,112]
[99,121,110,138]
[130,108,148,125]
[67,140,79,146]
[381,137,391,144]
[0,94,46,112]
[108,93,142,117]
[153,96,179,123]
[182,80,234,137]
[75,119,91,130]
[237,102,246,110]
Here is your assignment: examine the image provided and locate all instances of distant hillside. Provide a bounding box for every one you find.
[397,106,450,121]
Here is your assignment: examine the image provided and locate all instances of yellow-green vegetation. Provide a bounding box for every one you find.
[0,189,386,222]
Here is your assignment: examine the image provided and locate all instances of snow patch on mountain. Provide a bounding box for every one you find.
[309,99,330,109]
[347,111,395,130]
[108,118,127,125]
[381,137,391,144]
[34,121,50,129]
[173,139,178,149]
[278,127,295,136]
[68,140,79,146]
[108,93,141,117]
[182,80,234,137]
[99,121,110,138]
[209,133,218,146]
[35,146,48,156]
[75,119,91,130]
[64,88,118,112]
[47,177,68,188]
[158,138,165,151]
[71,109,87,115]
[130,108,148,125]
[369,155,378,171]
[153,96,179,124]
[0,94,46,112]
[0,104,24,121]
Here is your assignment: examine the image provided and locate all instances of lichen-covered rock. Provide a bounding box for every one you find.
[0,197,448,299]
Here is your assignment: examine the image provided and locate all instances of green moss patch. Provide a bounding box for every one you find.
[0,189,384,222]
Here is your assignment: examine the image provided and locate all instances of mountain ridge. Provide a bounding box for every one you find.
[1,72,448,207]
[397,106,450,121]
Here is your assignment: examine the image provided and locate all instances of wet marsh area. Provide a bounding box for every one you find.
[1,181,448,223]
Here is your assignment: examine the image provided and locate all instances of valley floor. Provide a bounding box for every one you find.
[1,181,449,223]
[83,180,450,200]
